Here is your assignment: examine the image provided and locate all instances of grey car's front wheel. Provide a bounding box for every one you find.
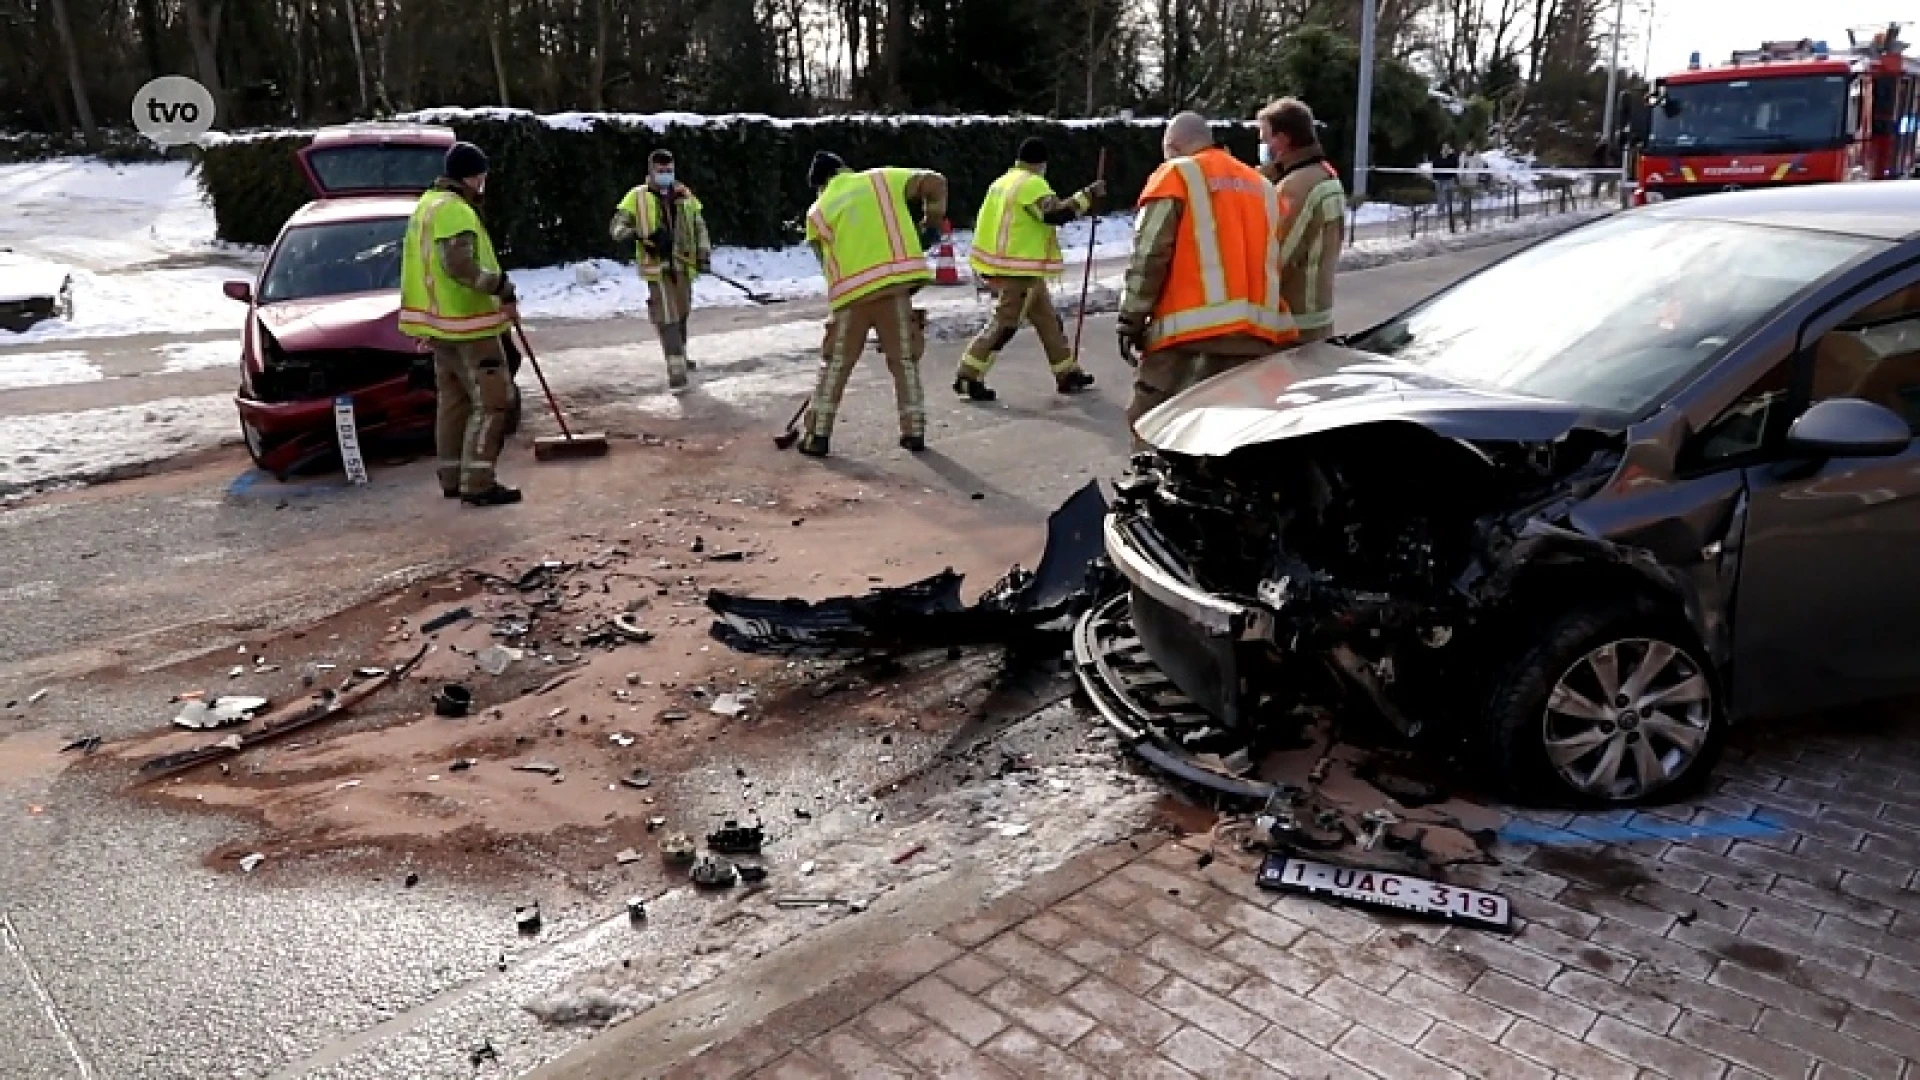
[1485,608,1724,807]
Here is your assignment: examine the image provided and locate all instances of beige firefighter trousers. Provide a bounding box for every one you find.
[958,277,1080,379]
[806,289,927,440]
[434,336,514,495]
[647,272,694,380]
[1125,350,1262,449]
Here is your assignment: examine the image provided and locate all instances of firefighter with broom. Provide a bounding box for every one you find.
[952,137,1104,402]
[610,148,713,390]
[793,151,948,458]
[399,140,523,507]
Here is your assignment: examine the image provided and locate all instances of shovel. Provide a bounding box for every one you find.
[513,318,609,461]
[772,395,809,450]
[709,271,784,305]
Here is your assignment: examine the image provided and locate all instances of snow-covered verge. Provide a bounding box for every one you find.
[291,742,1160,1079]
[0,160,260,343]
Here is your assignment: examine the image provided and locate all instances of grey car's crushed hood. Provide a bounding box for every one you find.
[1134,342,1620,456]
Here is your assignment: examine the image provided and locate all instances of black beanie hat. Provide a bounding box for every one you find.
[808,150,847,188]
[445,142,490,181]
[1017,137,1048,164]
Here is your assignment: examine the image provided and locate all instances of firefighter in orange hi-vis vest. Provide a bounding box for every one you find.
[1117,111,1298,446]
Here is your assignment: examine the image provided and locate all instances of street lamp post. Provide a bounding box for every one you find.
[1601,0,1626,142]
[1354,0,1377,201]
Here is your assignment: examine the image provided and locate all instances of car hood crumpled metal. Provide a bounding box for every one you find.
[256,291,411,354]
[1134,342,1617,457]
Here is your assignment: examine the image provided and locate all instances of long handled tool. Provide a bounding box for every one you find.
[711,271,785,305]
[772,394,809,450]
[1069,147,1108,365]
[513,318,609,461]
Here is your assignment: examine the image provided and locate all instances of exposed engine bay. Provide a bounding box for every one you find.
[1102,422,1628,761]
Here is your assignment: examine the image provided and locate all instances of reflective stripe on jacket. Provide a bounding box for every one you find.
[399,189,507,341]
[1137,148,1296,353]
[970,167,1064,277]
[805,168,933,310]
[1275,157,1346,339]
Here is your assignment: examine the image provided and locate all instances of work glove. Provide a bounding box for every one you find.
[642,228,670,258]
[1117,323,1144,367]
[696,253,712,274]
[611,221,637,244]
[407,354,435,391]
[917,222,942,250]
[1082,179,1107,202]
[495,274,517,303]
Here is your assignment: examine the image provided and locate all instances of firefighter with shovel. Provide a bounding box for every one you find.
[611,149,712,390]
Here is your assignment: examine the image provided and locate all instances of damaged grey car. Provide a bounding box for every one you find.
[1081,183,1920,807]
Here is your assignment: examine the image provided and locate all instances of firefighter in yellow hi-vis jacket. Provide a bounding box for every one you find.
[953,138,1104,401]
[610,148,712,390]
[797,150,947,458]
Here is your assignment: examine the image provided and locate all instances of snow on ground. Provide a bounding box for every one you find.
[0,351,99,391]
[0,396,236,496]
[0,160,258,345]
[160,339,239,373]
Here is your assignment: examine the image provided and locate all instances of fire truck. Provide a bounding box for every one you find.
[1625,24,1920,204]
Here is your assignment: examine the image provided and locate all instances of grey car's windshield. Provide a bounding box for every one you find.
[260,217,407,303]
[1349,214,1883,415]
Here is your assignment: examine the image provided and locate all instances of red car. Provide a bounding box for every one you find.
[225,123,519,479]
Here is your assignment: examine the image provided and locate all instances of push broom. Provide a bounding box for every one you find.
[512,318,609,461]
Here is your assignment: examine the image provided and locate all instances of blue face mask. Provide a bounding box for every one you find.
[654,171,675,189]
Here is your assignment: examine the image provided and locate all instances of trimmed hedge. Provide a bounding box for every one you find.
[198,112,1258,267]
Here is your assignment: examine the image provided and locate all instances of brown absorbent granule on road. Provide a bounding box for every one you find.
[94,452,1042,883]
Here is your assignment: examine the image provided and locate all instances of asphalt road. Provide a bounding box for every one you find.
[0,240,1526,1080]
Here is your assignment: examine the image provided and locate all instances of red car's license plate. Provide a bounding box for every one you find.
[1257,854,1512,931]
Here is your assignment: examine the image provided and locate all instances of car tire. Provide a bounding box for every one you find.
[240,416,282,478]
[1482,606,1723,808]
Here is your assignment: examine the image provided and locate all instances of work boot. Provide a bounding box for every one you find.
[797,435,830,457]
[952,375,997,402]
[899,434,926,452]
[667,356,689,391]
[1055,370,1096,394]
[441,486,461,499]
[461,484,523,507]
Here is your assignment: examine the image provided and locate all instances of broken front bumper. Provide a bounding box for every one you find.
[1073,592,1283,801]
[1103,511,1273,729]
[1078,511,1289,800]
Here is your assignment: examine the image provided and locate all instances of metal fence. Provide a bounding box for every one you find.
[1355,167,1621,242]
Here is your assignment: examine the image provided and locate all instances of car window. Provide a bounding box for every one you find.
[1808,281,1920,432]
[1349,215,1883,417]
[1692,360,1793,465]
[260,218,409,303]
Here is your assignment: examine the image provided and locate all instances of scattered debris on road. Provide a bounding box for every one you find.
[172,695,269,731]
[419,606,473,634]
[706,821,763,854]
[433,684,472,717]
[59,735,102,755]
[238,853,265,873]
[515,903,542,935]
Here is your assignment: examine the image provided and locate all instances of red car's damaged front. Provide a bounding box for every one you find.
[226,124,453,478]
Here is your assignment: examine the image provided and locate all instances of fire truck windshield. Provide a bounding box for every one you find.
[1648,74,1850,154]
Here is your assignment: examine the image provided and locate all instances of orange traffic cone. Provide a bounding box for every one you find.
[932,218,962,286]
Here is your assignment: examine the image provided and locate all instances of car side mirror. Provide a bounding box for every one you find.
[1785,398,1912,458]
[223,280,253,303]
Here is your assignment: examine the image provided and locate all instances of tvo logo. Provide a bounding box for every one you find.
[132,76,217,146]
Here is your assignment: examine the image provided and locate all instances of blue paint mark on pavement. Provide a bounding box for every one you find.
[1498,812,1785,846]
[225,469,358,500]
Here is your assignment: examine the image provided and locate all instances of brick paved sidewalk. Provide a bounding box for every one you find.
[670,719,1920,1080]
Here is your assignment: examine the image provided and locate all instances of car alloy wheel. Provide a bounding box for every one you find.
[1541,637,1714,802]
